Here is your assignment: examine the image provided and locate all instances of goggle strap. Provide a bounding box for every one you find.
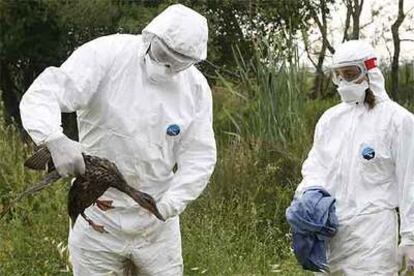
[364,58,377,70]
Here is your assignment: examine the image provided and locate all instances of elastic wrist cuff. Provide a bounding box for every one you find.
[44,131,65,144]
[158,199,177,221]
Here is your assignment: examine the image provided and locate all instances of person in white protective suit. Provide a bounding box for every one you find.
[295,40,414,275]
[19,4,216,275]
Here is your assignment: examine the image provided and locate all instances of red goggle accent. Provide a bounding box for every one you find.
[364,58,377,70]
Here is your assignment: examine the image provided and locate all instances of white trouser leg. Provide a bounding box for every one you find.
[69,244,128,276]
[130,217,183,276]
[69,212,128,275]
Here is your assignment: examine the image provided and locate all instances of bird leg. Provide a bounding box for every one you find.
[95,199,114,211]
[81,212,107,233]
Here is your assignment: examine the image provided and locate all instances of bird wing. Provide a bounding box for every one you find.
[0,170,61,220]
[24,146,52,170]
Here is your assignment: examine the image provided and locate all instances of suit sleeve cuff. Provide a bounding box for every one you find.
[44,130,65,144]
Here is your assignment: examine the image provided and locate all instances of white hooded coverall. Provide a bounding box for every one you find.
[19,4,216,275]
[296,40,414,275]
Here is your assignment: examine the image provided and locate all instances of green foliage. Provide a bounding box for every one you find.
[215,44,314,165]
[0,0,164,126]
[181,142,303,275]
[0,0,61,64]
[0,0,318,124]
[169,0,315,78]
[0,99,70,274]
[383,63,414,105]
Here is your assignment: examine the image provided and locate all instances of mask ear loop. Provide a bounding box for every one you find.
[144,42,153,65]
[147,42,159,61]
[145,34,158,56]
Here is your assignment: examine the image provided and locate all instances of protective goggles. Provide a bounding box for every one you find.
[148,37,198,72]
[330,58,377,85]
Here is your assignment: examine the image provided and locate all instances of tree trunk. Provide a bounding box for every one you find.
[343,0,352,41]
[248,0,257,19]
[351,0,364,39]
[315,43,328,99]
[304,0,335,98]
[315,0,330,98]
[0,60,22,125]
[391,0,405,99]
[309,0,335,54]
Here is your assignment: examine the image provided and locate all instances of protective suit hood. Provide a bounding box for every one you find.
[142,4,208,61]
[332,40,390,103]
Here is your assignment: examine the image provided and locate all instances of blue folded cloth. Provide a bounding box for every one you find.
[286,187,339,272]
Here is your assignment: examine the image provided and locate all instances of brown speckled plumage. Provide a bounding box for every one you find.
[1,146,164,232]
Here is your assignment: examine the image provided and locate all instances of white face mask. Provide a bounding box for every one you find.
[144,54,176,83]
[337,80,369,104]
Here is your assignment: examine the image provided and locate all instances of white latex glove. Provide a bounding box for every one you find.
[45,132,85,177]
[157,200,174,221]
[399,245,414,274]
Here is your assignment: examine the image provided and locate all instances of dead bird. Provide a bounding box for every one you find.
[1,146,164,232]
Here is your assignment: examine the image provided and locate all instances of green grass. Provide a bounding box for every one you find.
[180,142,310,275]
[0,114,69,274]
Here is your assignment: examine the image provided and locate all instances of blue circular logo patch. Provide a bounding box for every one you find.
[166,124,180,136]
[362,147,375,160]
